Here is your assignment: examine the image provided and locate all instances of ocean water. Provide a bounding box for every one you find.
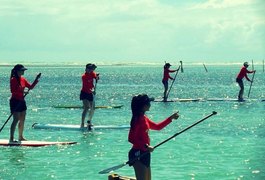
[0,64,264,180]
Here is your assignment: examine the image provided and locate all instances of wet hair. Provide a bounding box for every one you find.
[130,94,151,128]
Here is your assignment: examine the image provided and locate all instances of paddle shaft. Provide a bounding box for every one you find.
[154,111,217,148]
[98,111,217,174]
[247,71,255,98]
[166,65,181,99]
[203,63,208,72]
[92,79,98,109]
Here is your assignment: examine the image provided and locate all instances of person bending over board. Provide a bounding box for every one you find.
[128,94,179,180]
[10,64,41,142]
[236,62,255,101]
[162,63,179,101]
[80,63,99,130]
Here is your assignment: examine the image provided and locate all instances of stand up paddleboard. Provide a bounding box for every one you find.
[52,105,123,109]
[206,98,262,102]
[0,139,77,147]
[153,98,202,102]
[206,98,241,102]
[32,123,130,131]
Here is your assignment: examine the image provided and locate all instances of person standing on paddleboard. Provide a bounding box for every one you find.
[236,62,255,101]
[128,94,179,180]
[80,63,99,130]
[162,63,179,101]
[9,64,41,142]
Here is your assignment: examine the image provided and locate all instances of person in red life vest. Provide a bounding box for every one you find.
[80,63,99,130]
[162,63,179,101]
[128,94,179,180]
[9,64,41,142]
[236,62,256,101]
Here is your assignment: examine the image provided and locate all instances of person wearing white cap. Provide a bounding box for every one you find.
[236,62,256,101]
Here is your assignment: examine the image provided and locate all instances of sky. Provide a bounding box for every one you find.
[0,0,264,64]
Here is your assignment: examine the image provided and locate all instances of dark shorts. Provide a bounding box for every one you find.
[162,80,168,87]
[10,98,27,113]
[80,91,94,101]
[236,78,244,88]
[236,78,243,84]
[128,148,151,168]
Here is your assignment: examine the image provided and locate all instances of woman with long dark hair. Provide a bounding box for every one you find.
[128,94,179,180]
[9,64,41,142]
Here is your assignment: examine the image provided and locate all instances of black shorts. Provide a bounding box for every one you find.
[128,148,151,168]
[10,98,27,113]
[236,78,243,84]
[80,91,94,101]
[162,80,168,88]
[236,78,244,87]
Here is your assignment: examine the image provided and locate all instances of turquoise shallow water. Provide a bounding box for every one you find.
[0,64,264,180]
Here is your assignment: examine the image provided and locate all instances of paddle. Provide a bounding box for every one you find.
[0,73,41,133]
[247,71,255,98]
[180,61,183,73]
[98,111,217,174]
[165,65,181,100]
[203,63,208,72]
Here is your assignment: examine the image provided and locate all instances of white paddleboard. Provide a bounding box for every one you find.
[32,123,130,131]
[153,98,202,102]
[52,105,123,109]
[0,139,77,147]
[206,98,241,102]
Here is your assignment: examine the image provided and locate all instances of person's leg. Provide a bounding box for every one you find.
[88,100,95,122]
[10,112,19,142]
[147,167,151,180]
[238,81,244,100]
[18,111,27,141]
[87,100,95,130]
[81,100,89,127]
[163,81,168,101]
[86,93,95,129]
[133,161,149,180]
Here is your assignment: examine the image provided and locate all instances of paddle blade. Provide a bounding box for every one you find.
[99,162,127,174]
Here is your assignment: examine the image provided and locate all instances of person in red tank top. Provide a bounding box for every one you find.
[236,62,255,101]
[128,94,179,180]
[9,64,41,142]
[162,63,179,101]
[80,63,99,129]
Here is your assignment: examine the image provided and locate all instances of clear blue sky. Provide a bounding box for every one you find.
[0,0,264,64]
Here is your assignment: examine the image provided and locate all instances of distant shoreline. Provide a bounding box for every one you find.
[1,61,263,67]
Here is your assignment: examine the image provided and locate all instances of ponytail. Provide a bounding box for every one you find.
[10,67,20,85]
[130,94,150,128]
